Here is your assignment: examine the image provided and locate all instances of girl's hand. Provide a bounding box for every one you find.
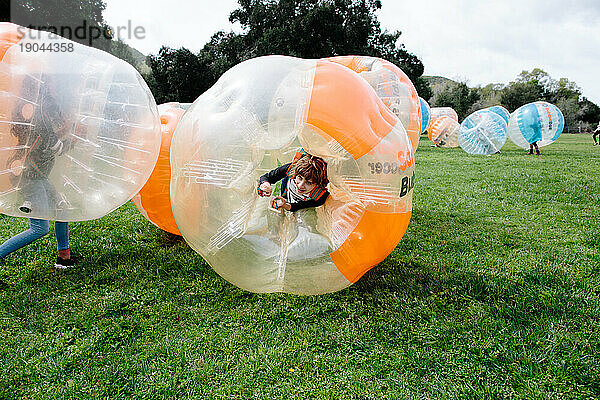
[271,196,290,211]
[258,181,272,197]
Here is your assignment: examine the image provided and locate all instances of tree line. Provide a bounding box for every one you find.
[6,0,430,103]
[429,69,600,132]
[146,0,431,104]
[6,0,600,131]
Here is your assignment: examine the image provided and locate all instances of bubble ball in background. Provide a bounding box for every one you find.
[487,105,510,125]
[0,23,161,221]
[429,116,460,148]
[420,97,431,134]
[328,56,421,152]
[458,110,508,155]
[170,55,415,295]
[507,101,564,149]
[429,107,458,123]
[132,102,191,235]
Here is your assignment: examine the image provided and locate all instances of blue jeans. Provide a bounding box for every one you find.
[0,218,69,259]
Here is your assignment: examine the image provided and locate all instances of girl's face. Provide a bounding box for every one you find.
[294,175,316,194]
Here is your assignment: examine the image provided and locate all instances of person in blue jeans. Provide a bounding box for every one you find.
[0,75,76,268]
[0,219,75,268]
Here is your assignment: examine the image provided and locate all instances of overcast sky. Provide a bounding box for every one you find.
[104,0,600,105]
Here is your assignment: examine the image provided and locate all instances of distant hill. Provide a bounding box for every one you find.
[124,44,147,68]
[423,76,458,86]
[108,40,151,75]
[423,76,459,97]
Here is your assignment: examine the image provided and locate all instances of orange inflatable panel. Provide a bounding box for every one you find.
[132,103,189,235]
[328,55,421,152]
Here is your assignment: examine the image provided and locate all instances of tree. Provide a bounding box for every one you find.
[147,47,215,104]
[496,68,599,132]
[433,82,480,120]
[201,31,249,83]
[466,83,503,114]
[1,0,9,22]
[229,0,427,88]
[109,39,140,68]
[556,96,579,133]
[500,80,544,112]
[516,69,553,89]
[552,78,581,104]
[499,69,552,112]
[578,98,600,126]
[149,0,430,101]
[500,68,585,113]
[11,0,111,50]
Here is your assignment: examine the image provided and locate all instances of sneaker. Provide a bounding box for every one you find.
[54,256,77,269]
[536,150,541,155]
[526,151,533,155]
[19,201,32,213]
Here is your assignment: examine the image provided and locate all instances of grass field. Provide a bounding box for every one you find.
[1,134,599,399]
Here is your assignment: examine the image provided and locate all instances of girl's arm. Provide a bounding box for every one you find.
[259,163,292,185]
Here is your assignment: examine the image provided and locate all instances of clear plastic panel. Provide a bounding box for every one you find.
[430,107,458,122]
[459,110,508,155]
[487,105,510,125]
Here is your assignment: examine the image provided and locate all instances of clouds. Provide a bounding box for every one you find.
[103,0,240,54]
[102,0,599,104]
[378,0,599,103]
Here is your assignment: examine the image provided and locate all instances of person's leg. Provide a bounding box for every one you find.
[527,144,534,154]
[533,141,540,155]
[0,219,49,258]
[53,222,76,268]
[54,221,70,259]
[594,132,599,145]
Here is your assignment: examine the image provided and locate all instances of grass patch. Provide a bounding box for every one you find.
[1,134,599,399]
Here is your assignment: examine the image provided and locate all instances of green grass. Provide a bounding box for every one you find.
[1,134,599,399]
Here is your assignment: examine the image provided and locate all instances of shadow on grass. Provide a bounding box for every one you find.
[156,230,185,247]
[3,203,596,333]
[348,208,595,327]
[353,256,590,329]
[15,240,212,293]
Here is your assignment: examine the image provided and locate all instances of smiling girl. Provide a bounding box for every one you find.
[258,151,329,212]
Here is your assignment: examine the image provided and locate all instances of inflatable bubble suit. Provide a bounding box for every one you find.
[430,107,458,123]
[420,97,430,134]
[327,56,421,151]
[170,55,415,295]
[458,110,508,155]
[132,102,191,235]
[0,23,161,221]
[428,107,458,141]
[487,105,510,125]
[507,101,564,149]
[429,116,460,148]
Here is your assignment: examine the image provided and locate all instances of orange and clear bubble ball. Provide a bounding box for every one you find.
[0,23,161,220]
[170,56,415,295]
